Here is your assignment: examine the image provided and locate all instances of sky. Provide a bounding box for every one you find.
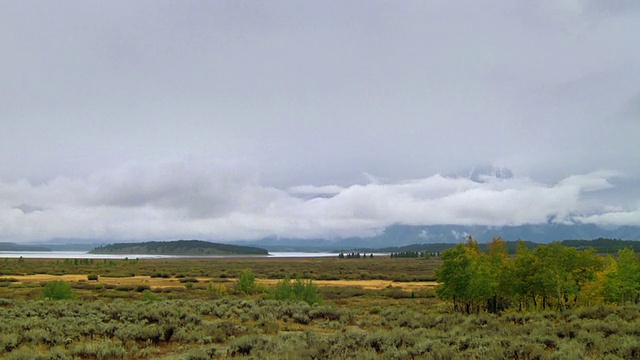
[1,1,639,243]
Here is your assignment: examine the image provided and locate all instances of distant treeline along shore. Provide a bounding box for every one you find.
[90,240,268,256]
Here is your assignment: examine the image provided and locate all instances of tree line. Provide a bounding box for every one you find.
[338,252,373,259]
[436,237,640,314]
[390,251,433,259]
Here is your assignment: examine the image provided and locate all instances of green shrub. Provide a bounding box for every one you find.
[71,339,125,359]
[320,286,367,299]
[237,270,256,295]
[271,277,322,305]
[228,335,268,357]
[257,314,279,334]
[0,333,21,352]
[309,305,347,321]
[141,290,158,302]
[378,286,412,299]
[207,283,228,298]
[183,348,209,360]
[42,281,75,300]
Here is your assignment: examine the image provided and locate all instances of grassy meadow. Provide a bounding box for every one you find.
[0,255,639,359]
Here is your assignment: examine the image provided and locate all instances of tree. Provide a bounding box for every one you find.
[273,277,322,305]
[437,238,607,313]
[604,248,640,304]
[485,237,508,312]
[237,269,256,295]
[43,281,75,300]
[510,241,538,310]
[436,242,475,313]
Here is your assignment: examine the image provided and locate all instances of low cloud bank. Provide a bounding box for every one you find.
[0,161,636,242]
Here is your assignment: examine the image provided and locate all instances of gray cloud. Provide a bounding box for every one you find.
[0,2,638,242]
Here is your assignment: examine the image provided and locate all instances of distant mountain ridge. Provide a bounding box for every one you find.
[0,242,51,252]
[15,223,640,253]
[90,240,268,256]
[344,238,640,255]
[466,164,514,182]
[237,224,640,251]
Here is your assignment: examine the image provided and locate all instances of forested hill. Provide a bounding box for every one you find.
[0,242,51,252]
[344,241,540,255]
[560,238,640,254]
[90,240,268,256]
[346,238,639,255]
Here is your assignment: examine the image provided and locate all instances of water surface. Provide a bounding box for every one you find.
[0,251,355,259]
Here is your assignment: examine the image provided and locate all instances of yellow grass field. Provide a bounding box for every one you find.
[1,274,437,291]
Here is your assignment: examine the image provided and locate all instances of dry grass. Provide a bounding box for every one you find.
[1,274,437,291]
[258,278,437,290]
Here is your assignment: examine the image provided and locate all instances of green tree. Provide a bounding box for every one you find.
[273,277,322,305]
[485,237,508,312]
[237,269,256,295]
[552,244,602,308]
[436,243,470,312]
[436,238,483,313]
[604,248,640,304]
[292,278,322,305]
[437,238,606,313]
[42,281,75,300]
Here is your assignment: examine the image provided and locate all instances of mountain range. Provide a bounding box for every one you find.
[7,223,640,253]
[236,223,640,251]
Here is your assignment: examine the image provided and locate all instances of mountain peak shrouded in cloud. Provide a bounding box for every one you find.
[0,2,639,244]
[287,185,344,200]
[12,203,43,214]
[458,164,514,183]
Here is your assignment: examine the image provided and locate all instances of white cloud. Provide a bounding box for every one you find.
[0,161,635,242]
[287,185,344,197]
[574,210,640,227]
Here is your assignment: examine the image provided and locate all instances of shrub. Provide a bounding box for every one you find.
[271,277,322,305]
[141,290,158,302]
[140,285,152,292]
[310,306,346,321]
[71,339,125,359]
[42,281,75,300]
[87,274,99,281]
[378,286,412,299]
[207,283,228,298]
[228,335,268,357]
[150,273,170,278]
[257,314,279,334]
[237,270,256,295]
[320,286,366,299]
[183,348,209,360]
[0,333,21,352]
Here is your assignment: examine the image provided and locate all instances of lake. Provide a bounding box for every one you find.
[0,251,358,259]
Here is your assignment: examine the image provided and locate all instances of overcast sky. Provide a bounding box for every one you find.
[1,1,639,243]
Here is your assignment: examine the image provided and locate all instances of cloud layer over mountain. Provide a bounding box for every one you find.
[1,161,637,242]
